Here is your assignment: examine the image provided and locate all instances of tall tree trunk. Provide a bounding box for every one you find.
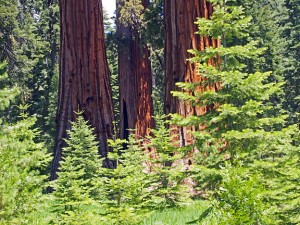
[117,0,154,140]
[164,0,220,147]
[50,0,114,180]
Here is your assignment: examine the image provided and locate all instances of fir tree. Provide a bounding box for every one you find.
[0,107,50,224]
[51,114,103,224]
[147,115,190,209]
[281,0,300,124]
[0,62,19,120]
[0,0,59,135]
[0,64,50,224]
[213,165,266,225]
[172,0,299,223]
[99,134,150,225]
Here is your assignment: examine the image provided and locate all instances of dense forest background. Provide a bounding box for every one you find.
[0,0,300,224]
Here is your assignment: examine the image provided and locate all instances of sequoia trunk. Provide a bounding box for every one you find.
[164,0,220,146]
[117,0,154,140]
[50,0,114,180]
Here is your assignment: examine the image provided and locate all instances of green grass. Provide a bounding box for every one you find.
[141,201,217,225]
[29,200,218,225]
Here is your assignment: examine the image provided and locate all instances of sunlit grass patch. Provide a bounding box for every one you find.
[141,200,217,225]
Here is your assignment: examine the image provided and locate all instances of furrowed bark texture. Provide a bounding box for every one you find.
[50,0,114,180]
[117,0,154,140]
[164,0,220,147]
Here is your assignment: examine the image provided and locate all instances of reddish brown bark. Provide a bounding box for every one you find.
[50,0,114,180]
[164,0,220,147]
[117,0,154,140]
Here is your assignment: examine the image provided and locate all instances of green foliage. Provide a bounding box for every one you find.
[99,135,150,225]
[0,62,19,118]
[0,0,18,62]
[1,1,299,224]
[28,0,60,141]
[147,116,190,209]
[252,129,300,225]
[49,115,192,224]
[104,9,120,124]
[172,0,300,223]
[0,112,50,224]
[236,0,287,74]
[1,0,47,97]
[144,0,165,115]
[51,114,103,224]
[233,0,293,127]
[211,165,267,225]
[195,3,252,42]
[0,0,59,145]
[281,0,300,124]
[118,0,144,30]
[0,62,48,224]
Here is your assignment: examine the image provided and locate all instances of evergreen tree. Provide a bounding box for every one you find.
[3,0,49,102]
[236,0,300,125]
[99,134,150,225]
[0,65,50,224]
[0,63,50,224]
[0,114,51,224]
[236,0,286,75]
[51,114,103,224]
[281,0,300,124]
[27,0,60,143]
[147,116,190,209]
[0,0,18,62]
[235,0,288,123]
[172,0,299,223]
[0,62,19,121]
[0,0,59,140]
[204,165,266,225]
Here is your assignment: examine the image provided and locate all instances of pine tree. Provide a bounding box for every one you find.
[0,0,18,62]
[0,62,19,120]
[0,64,49,223]
[99,134,150,225]
[0,0,59,133]
[0,100,50,224]
[51,114,103,224]
[172,0,299,223]
[213,165,266,225]
[27,0,60,143]
[147,115,190,209]
[235,0,300,125]
[234,0,288,123]
[282,0,300,124]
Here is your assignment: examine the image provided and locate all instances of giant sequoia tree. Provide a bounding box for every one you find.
[50,0,114,179]
[117,0,154,140]
[164,0,220,147]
